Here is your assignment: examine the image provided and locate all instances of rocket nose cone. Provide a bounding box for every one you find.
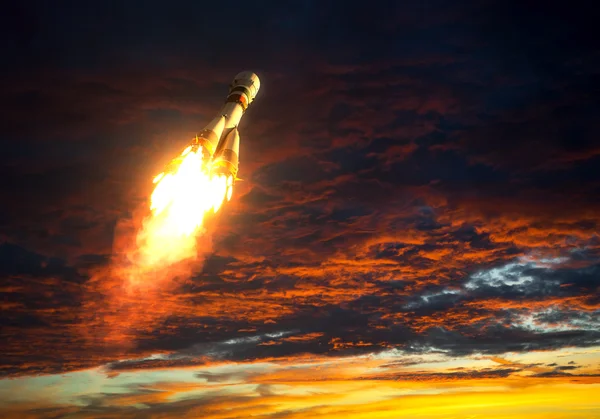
[232,71,260,97]
[246,72,260,93]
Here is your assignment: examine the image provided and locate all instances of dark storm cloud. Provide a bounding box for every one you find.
[104,318,600,373]
[533,371,600,378]
[367,368,520,381]
[465,261,600,301]
[0,242,83,281]
[5,238,598,376]
[1,0,599,380]
[102,265,599,372]
[0,243,115,377]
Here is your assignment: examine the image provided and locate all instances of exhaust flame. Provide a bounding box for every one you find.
[135,145,232,270]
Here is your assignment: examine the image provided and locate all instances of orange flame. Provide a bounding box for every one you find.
[134,145,233,271]
[78,144,236,349]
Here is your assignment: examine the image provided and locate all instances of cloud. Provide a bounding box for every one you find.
[374,368,520,381]
[2,348,599,419]
[1,4,600,414]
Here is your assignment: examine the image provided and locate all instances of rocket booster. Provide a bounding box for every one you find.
[191,71,260,180]
[212,127,240,179]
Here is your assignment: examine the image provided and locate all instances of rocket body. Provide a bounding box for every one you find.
[213,127,240,179]
[192,71,260,182]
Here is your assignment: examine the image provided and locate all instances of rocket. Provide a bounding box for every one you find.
[191,71,261,181]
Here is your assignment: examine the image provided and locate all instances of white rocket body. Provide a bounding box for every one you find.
[191,71,260,181]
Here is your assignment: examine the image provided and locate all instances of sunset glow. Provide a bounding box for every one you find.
[1,1,598,418]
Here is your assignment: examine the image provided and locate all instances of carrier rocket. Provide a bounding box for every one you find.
[190,71,261,181]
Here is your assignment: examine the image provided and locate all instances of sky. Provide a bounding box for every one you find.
[1,0,599,418]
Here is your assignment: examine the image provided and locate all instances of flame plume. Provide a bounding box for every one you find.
[135,145,233,271]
